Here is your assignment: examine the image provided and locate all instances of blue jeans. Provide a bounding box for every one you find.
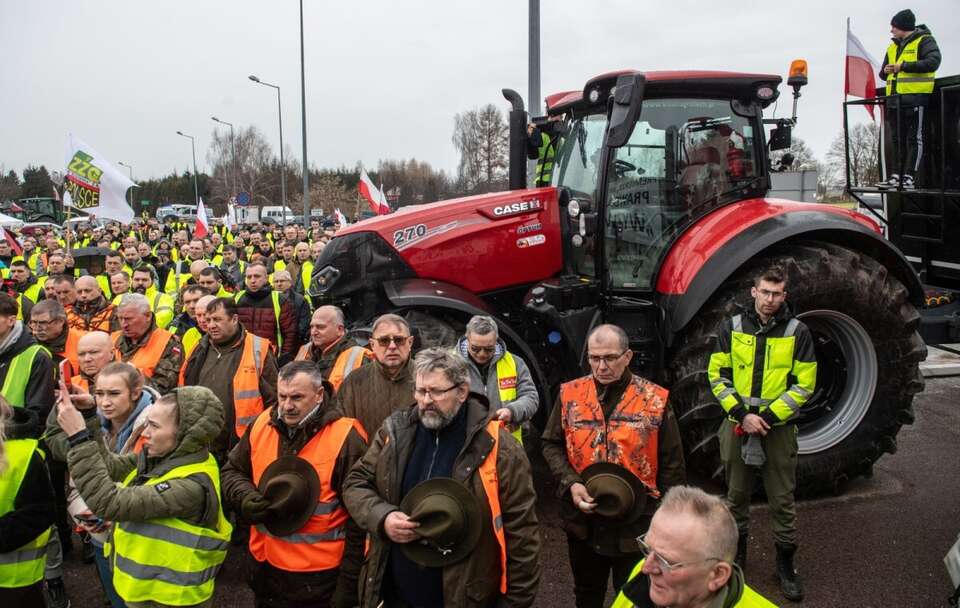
[93,543,125,608]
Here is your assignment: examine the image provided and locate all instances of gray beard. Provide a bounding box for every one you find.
[419,400,464,430]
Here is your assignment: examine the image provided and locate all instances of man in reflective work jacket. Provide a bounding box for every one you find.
[222,361,368,608]
[113,293,182,395]
[59,386,231,608]
[878,9,942,189]
[294,305,372,392]
[611,486,775,608]
[456,314,539,443]
[707,265,816,602]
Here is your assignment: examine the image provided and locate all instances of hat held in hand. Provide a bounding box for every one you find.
[582,462,648,521]
[257,455,321,536]
[398,478,482,567]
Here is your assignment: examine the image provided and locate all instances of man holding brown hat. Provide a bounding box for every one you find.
[542,324,686,608]
[221,361,368,608]
[343,347,541,607]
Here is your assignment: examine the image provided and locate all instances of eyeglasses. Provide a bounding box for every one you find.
[756,288,785,300]
[28,319,61,328]
[636,534,723,575]
[469,344,496,355]
[373,335,411,347]
[414,385,458,400]
[587,351,628,366]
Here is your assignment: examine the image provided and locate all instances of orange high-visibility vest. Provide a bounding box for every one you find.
[233,334,270,437]
[478,419,508,594]
[559,375,667,497]
[294,343,372,392]
[58,328,85,374]
[70,375,91,393]
[248,410,366,572]
[111,328,174,379]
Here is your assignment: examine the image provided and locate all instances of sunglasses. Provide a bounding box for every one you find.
[469,344,496,355]
[373,335,411,347]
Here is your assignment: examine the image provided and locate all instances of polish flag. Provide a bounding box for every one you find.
[358,169,390,215]
[0,226,22,256]
[194,198,210,238]
[334,208,349,226]
[846,23,884,119]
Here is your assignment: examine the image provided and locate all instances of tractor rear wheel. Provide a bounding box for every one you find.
[668,241,926,496]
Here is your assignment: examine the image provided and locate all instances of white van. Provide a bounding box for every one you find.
[261,206,295,224]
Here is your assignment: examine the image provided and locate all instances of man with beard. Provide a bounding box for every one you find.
[67,276,119,333]
[130,267,174,330]
[180,297,278,461]
[235,263,297,365]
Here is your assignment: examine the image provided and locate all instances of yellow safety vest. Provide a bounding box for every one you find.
[107,454,231,606]
[0,344,48,407]
[234,290,283,350]
[611,559,776,608]
[886,35,936,95]
[0,438,51,588]
[495,351,522,444]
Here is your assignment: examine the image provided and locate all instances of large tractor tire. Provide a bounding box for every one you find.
[668,240,926,496]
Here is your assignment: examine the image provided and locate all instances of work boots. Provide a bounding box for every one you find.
[735,532,749,570]
[775,542,804,602]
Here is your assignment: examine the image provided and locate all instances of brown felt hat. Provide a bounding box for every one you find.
[257,455,321,536]
[582,462,648,522]
[398,478,482,567]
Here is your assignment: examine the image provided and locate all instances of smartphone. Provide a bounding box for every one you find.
[59,359,73,385]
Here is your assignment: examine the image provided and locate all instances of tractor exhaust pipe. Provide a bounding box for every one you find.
[502,88,528,190]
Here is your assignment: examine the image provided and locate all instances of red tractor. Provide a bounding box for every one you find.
[311,66,926,495]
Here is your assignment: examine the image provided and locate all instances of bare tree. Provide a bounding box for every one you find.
[207,126,278,208]
[452,104,508,194]
[770,137,818,171]
[825,122,881,189]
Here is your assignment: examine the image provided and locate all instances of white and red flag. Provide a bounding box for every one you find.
[846,21,885,119]
[0,225,22,256]
[334,208,349,226]
[194,198,210,238]
[358,169,390,215]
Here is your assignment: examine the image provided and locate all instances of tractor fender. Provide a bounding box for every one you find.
[382,277,549,408]
[656,200,923,336]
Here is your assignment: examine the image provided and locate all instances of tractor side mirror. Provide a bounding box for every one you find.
[769,124,793,151]
[606,73,646,148]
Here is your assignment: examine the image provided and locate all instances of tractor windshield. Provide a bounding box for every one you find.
[605,98,759,289]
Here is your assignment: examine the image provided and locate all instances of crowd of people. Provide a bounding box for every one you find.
[0,213,812,608]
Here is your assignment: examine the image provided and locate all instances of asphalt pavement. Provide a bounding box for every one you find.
[60,376,960,607]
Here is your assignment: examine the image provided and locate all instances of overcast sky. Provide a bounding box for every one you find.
[1,0,956,184]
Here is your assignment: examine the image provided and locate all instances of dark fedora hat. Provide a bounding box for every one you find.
[581,462,648,521]
[398,478,482,568]
[257,455,321,536]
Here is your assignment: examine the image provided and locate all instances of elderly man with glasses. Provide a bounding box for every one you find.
[295,305,372,392]
[456,315,539,442]
[542,323,686,608]
[611,486,775,608]
[337,313,416,438]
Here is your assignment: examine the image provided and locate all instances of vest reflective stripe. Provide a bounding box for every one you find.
[494,352,522,444]
[535,132,556,185]
[1,344,46,407]
[886,36,936,95]
[111,328,174,379]
[611,559,777,608]
[233,334,269,437]
[478,419,508,594]
[328,346,371,392]
[234,291,283,350]
[560,375,666,497]
[109,454,231,605]
[248,410,365,572]
[0,439,51,587]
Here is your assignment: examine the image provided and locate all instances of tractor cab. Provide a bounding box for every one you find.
[535,70,790,292]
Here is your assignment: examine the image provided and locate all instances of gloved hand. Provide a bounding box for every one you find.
[240,492,273,524]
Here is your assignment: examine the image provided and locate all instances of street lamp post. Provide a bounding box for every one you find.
[249,75,287,228]
[299,0,309,228]
[118,161,134,209]
[211,117,238,206]
[175,131,200,205]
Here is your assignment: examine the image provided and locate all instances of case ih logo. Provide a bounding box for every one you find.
[492,199,543,217]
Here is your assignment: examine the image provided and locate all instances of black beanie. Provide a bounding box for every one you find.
[891,9,916,31]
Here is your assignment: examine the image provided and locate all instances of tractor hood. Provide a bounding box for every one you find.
[317,187,562,297]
